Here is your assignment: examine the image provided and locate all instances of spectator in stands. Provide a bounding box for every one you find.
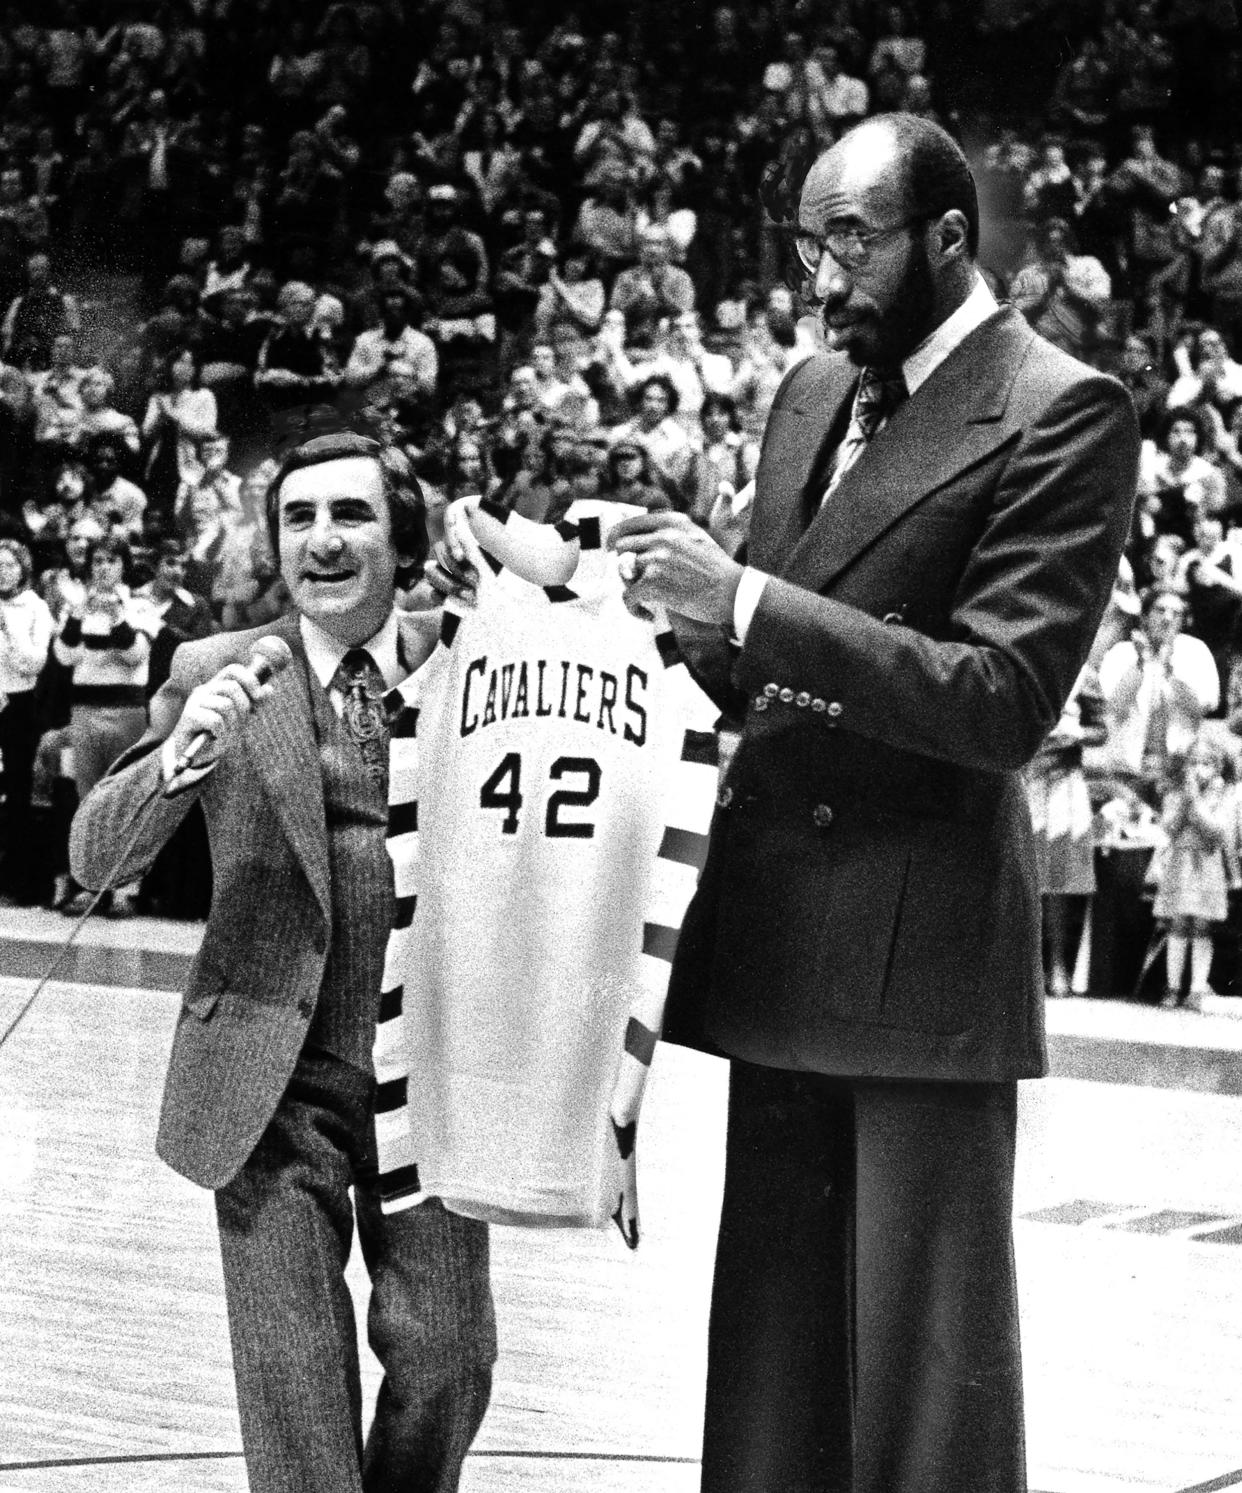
[133,536,216,694]
[140,345,218,518]
[1168,325,1242,420]
[1,250,79,370]
[1151,732,1235,1011]
[1010,216,1112,364]
[176,432,241,528]
[1100,586,1220,788]
[686,391,759,527]
[1138,407,1230,545]
[597,434,672,514]
[573,160,639,285]
[610,372,692,506]
[73,367,140,457]
[609,224,695,344]
[87,434,147,538]
[1177,511,1242,690]
[254,278,343,414]
[52,533,156,915]
[344,288,438,409]
[201,225,254,314]
[534,244,604,340]
[805,44,868,140]
[493,206,559,354]
[1199,167,1242,357]
[1118,331,1172,438]
[0,536,53,904]
[29,331,84,454]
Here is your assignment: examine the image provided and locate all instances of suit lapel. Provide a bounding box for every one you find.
[750,357,856,573]
[244,613,331,922]
[782,307,1034,592]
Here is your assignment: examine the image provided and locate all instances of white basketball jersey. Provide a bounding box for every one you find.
[373,500,720,1247]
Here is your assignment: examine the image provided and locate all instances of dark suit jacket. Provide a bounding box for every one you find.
[665,306,1140,1084]
[69,608,440,1189]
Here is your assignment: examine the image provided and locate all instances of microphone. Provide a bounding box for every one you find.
[173,635,295,774]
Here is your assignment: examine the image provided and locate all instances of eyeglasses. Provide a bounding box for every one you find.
[792,216,926,273]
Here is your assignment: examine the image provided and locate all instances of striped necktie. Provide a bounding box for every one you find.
[332,647,389,791]
[822,365,908,506]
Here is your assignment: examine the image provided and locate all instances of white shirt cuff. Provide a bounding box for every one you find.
[732,566,769,645]
[161,735,215,795]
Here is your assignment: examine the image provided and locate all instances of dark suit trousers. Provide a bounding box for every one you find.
[700,1061,1024,1493]
[215,1050,496,1493]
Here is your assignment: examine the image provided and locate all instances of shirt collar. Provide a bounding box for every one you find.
[300,608,404,692]
[901,274,1000,396]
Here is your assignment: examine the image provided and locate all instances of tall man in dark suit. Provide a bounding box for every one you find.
[70,426,495,1493]
[610,115,1140,1493]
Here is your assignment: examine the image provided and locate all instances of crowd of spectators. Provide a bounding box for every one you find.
[0,0,1240,1001]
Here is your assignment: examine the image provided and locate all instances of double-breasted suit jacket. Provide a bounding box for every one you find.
[69,609,436,1189]
[666,306,1140,1082]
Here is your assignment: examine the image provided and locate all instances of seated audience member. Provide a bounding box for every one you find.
[180,483,237,610]
[72,367,141,456]
[88,436,148,538]
[1138,408,1229,545]
[1009,217,1111,364]
[610,309,734,429]
[687,392,759,526]
[534,245,605,340]
[573,161,639,285]
[175,433,243,527]
[596,433,672,514]
[609,373,694,505]
[29,333,85,453]
[1168,325,1242,418]
[1,251,80,370]
[134,538,218,694]
[609,224,695,344]
[52,534,157,916]
[344,287,438,407]
[0,537,54,904]
[1099,586,1221,787]
[254,278,344,413]
[141,345,219,517]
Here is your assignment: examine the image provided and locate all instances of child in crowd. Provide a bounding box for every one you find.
[1150,732,1237,1010]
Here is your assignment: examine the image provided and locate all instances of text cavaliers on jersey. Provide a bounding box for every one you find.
[459,654,648,747]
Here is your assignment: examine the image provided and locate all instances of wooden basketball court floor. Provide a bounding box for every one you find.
[3,912,1242,1493]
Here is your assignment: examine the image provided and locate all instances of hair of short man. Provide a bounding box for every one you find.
[264,434,428,588]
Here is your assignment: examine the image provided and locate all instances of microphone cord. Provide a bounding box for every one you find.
[0,769,174,1053]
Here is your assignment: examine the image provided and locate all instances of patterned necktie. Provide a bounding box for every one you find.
[821,365,909,507]
[332,647,389,792]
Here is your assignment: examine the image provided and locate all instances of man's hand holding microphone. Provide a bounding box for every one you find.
[166,636,293,779]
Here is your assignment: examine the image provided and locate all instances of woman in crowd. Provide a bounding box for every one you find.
[0,538,54,905]
[140,344,219,519]
[51,534,156,916]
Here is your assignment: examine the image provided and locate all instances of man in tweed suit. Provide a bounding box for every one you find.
[70,425,495,1493]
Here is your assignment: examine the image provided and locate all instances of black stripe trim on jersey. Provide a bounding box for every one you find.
[390,705,419,738]
[479,498,511,525]
[544,585,579,603]
[383,688,406,726]
[375,1075,408,1114]
[388,800,419,838]
[576,515,602,550]
[624,1017,658,1067]
[611,1116,637,1161]
[379,984,404,1023]
[612,1193,639,1251]
[681,728,719,767]
[642,922,680,963]
[658,826,711,870]
[379,1163,422,1202]
[655,631,682,669]
[440,612,461,648]
[480,546,504,575]
[554,519,578,543]
[393,895,417,929]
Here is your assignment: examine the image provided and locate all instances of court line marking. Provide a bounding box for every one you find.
[1177,1469,1242,1493]
[0,1450,702,1471]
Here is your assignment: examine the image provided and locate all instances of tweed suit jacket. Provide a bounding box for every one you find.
[69,608,440,1189]
[664,306,1140,1083]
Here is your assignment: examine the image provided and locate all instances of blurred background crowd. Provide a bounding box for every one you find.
[0,0,1240,1005]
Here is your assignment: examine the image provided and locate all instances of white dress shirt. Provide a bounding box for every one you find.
[732,274,1000,642]
[162,610,405,787]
